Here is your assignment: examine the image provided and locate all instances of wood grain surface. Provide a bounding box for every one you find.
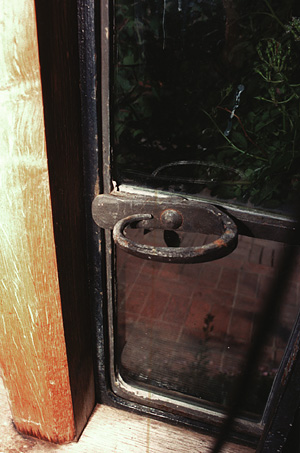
[0,0,82,443]
[34,0,96,438]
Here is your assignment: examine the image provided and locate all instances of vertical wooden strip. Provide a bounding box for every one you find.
[0,0,76,443]
[34,0,96,438]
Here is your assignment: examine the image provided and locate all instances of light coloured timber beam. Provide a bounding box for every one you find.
[0,0,94,443]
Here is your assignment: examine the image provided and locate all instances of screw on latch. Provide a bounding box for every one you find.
[160,209,183,230]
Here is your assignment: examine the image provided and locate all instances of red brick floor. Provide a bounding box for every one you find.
[116,230,300,419]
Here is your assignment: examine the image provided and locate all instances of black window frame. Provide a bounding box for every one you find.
[77,0,300,450]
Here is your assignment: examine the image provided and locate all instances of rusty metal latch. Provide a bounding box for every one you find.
[92,193,238,263]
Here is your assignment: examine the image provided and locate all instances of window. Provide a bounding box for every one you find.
[84,0,300,449]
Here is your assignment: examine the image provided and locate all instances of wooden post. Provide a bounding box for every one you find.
[0,0,94,443]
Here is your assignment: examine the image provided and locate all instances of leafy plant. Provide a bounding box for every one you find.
[113,0,300,209]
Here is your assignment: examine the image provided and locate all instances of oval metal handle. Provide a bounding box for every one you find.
[113,212,238,263]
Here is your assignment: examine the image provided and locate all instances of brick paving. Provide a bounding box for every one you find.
[116,230,300,419]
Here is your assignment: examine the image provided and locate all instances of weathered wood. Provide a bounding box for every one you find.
[0,0,94,443]
[34,0,96,437]
[0,374,255,452]
[68,405,255,453]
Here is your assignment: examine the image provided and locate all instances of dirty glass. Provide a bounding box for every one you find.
[111,0,300,425]
[116,232,300,420]
[113,0,300,211]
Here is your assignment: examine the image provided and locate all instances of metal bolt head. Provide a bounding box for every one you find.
[160,209,183,230]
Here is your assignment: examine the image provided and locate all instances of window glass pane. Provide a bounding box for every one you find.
[116,233,300,420]
[113,0,300,212]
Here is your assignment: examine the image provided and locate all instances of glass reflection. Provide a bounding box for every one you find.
[113,0,300,210]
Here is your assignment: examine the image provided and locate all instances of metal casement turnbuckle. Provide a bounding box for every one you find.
[92,193,238,263]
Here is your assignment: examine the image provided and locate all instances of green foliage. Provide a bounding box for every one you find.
[114,0,300,208]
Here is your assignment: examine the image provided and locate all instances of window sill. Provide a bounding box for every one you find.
[1,377,254,453]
